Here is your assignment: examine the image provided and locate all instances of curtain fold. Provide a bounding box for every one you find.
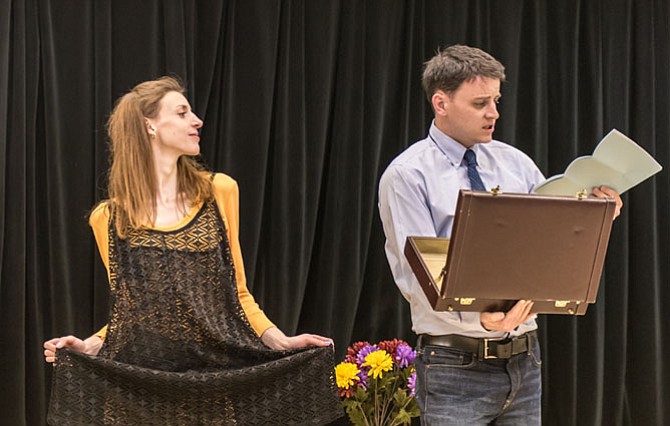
[2,1,669,425]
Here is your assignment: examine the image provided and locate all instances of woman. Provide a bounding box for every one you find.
[43,77,342,425]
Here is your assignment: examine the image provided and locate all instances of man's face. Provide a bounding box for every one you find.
[440,76,501,147]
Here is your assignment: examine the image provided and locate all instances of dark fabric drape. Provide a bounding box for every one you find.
[2,1,668,425]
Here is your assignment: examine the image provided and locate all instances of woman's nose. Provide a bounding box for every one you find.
[193,114,203,128]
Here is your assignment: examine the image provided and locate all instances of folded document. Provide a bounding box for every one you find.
[534,129,662,196]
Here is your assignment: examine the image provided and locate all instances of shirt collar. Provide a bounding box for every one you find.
[428,121,481,167]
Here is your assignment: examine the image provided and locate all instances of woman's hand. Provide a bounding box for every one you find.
[43,335,104,364]
[260,326,333,350]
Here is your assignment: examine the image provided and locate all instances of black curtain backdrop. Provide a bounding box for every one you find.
[2,1,669,425]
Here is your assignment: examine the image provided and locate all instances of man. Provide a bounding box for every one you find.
[378,45,621,425]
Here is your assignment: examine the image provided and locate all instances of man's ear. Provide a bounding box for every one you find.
[432,90,449,116]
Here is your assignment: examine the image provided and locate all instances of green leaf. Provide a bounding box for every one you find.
[405,399,420,418]
[394,408,412,425]
[355,387,369,402]
[346,407,367,425]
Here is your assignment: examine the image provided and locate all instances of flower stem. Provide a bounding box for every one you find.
[379,372,399,425]
[359,403,371,426]
[375,379,380,426]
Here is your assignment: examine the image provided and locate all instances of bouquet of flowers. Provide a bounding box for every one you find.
[334,339,420,426]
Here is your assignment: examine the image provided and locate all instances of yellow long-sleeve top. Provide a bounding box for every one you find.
[92,173,274,340]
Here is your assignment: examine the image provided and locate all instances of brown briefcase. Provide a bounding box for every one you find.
[404,189,616,315]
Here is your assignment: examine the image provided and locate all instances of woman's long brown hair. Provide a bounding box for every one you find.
[106,76,212,237]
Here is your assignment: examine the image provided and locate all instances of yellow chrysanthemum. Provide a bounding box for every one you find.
[335,362,360,389]
[362,350,393,379]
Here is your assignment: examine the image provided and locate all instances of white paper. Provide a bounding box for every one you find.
[534,129,663,196]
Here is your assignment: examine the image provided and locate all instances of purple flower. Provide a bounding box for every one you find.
[357,368,369,389]
[395,343,416,368]
[356,344,379,366]
[408,371,417,397]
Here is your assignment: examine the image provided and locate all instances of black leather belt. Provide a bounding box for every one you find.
[417,330,537,360]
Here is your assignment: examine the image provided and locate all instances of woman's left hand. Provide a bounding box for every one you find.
[260,326,333,350]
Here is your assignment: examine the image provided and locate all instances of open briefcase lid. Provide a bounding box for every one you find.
[404,189,616,315]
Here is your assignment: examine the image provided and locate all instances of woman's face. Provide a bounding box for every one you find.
[149,91,203,157]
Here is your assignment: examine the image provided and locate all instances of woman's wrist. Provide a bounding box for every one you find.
[83,335,104,355]
[260,327,288,350]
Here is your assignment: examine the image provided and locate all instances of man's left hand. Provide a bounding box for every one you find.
[591,185,623,219]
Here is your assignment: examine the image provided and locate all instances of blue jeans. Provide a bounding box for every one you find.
[415,340,542,425]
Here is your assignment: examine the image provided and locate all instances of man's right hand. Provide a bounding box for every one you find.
[480,300,535,332]
[43,335,103,364]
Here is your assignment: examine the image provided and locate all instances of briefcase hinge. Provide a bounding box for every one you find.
[455,297,476,305]
[576,189,588,199]
[437,266,448,280]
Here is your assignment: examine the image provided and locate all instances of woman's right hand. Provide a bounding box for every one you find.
[43,335,103,364]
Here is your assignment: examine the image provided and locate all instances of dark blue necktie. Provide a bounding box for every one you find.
[464,149,486,191]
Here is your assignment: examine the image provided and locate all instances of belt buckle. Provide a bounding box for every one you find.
[483,338,497,359]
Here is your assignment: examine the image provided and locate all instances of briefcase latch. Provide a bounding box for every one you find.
[576,189,588,200]
[490,185,502,195]
[554,300,577,314]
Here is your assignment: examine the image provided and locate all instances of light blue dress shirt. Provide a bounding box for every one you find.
[378,122,546,338]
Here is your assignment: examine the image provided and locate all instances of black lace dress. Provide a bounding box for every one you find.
[47,200,342,425]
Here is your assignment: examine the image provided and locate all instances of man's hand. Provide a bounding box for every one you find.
[591,186,623,219]
[43,335,103,364]
[480,300,535,333]
[260,326,333,350]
